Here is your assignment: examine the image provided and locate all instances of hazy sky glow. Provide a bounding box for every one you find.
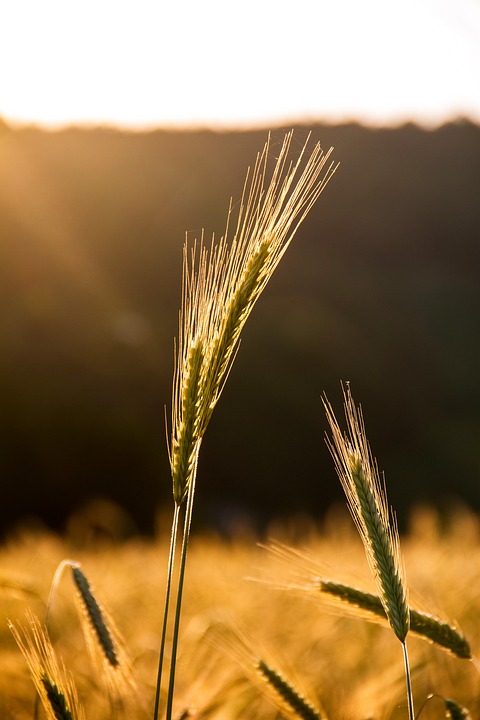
[2,0,480,129]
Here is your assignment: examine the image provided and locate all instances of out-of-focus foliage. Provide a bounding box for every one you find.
[1,509,480,719]
[0,120,479,534]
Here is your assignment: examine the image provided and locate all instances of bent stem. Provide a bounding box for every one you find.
[165,468,198,720]
[153,503,181,720]
[402,641,415,720]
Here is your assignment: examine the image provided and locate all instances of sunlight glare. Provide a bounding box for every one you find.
[1,0,479,128]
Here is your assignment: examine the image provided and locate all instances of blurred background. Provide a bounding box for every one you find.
[0,0,479,539]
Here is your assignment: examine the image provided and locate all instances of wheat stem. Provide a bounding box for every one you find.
[161,131,336,720]
[402,641,415,720]
[166,468,197,720]
[45,560,78,631]
[153,503,181,720]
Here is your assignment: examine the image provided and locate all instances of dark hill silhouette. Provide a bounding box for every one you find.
[0,119,479,537]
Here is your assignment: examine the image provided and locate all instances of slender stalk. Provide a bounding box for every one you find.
[153,503,181,720]
[165,468,197,720]
[158,132,336,719]
[324,386,412,717]
[39,560,79,720]
[402,641,415,720]
[45,560,77,630]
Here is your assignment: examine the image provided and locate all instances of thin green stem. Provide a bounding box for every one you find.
[402,641,415,720]
[165,465,197,720]
[153,503,181,720]
[39,559,78,720]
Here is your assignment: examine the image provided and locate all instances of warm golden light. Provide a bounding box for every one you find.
[1,0,479,129]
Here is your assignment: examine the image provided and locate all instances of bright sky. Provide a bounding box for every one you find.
[1,0,480,130]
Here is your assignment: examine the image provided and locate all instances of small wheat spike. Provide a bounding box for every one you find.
[9,610,84,720]
[444,699,472,720]
[323,384,414,720]
[41,674,74,720]
[317,579,471,659]
[323,385,409,642]
[256,659,324,720]
[71,565,118,667]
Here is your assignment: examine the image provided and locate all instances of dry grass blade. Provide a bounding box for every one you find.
[170,131,337,506]
[323,385,410,643]
[9,610,84,720]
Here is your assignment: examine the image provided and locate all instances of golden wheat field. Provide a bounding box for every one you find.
[2,133,478,720]
[1,504,479,720]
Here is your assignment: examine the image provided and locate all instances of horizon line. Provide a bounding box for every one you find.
[2,111,480,135]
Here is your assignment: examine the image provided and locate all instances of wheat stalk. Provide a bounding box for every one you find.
[323,384,414,719]
[156,131,337,720]
[323,385,409,642]
[9,610,84,720]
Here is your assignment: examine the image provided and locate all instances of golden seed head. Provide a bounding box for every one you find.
[169,132,337,504]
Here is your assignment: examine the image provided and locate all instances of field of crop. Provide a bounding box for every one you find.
[1,504,479,720]
[2,130,478,720]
